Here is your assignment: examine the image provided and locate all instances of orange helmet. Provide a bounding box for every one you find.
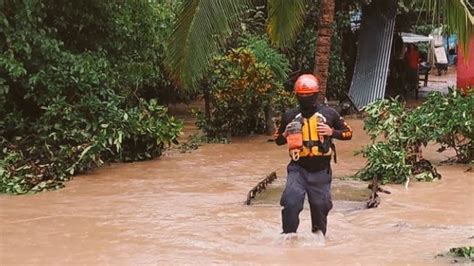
[294,74,320,94]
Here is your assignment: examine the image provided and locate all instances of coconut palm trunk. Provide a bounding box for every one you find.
[313,0,335,100]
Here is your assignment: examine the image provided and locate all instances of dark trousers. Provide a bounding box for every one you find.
[406,68,419,92]
[280,163,333,235]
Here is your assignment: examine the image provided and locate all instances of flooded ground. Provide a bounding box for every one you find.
[419,66,457,96]
[1,118,473,265]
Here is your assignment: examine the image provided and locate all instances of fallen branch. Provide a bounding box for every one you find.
[367,176,381,208]
[246,172,277,205]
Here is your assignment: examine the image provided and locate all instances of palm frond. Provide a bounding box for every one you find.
[413,0,473,53]
[239,34,290,83]
[266,0,309,48]
[165,0,252,88]
[446,0,473,54]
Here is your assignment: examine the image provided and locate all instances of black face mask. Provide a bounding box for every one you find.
[297,94,318,114]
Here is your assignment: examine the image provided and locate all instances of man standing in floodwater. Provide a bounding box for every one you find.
[274,74,353,238]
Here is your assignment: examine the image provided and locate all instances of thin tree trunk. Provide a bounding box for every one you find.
[203,87,210,122]
[313,0,335,101]
[201,79,211,122]
[264,106,276,136]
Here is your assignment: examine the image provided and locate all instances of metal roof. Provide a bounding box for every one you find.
[348,0,398,111]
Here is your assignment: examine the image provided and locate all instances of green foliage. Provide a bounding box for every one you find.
[0,0,183,194]
[284,2,319,74]
[1,96,182,194]
[355,143,412,184]
[196,48,290,137]
[449,246,474,259]
[266,0,309,48]
[355,99,414,184]
[270,87,298,114]
[327,11,351,100]
[416,89,474,163]
[239,34,290,84]
[0,140,65,194]
[407,0,473,54]
[356,89,473,184]
[287,25,317,74]
[361,97,407,142]
[411,24,437,36]
[282,6,351,101]
[165,0,252,88]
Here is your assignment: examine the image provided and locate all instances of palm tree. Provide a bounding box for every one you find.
[313,0,335,99]
[407,0,473,53]
[266,0,335,99]
[165,0,473,94]
[165,0,333,94]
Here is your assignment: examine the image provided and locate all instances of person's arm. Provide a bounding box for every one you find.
[331,114,353,140]
[274,112,289,145]
[317,109,352,140]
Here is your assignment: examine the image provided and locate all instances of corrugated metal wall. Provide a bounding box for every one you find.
[348,0,398,111]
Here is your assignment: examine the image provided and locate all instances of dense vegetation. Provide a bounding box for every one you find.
[449,246,474,260]
[356,89,473,185]
[195,35,295,138]
[193,2,353,139]
[197,48,278,137]
[0,0,183,194]
[1,0,353,193]
[1,0,471,194]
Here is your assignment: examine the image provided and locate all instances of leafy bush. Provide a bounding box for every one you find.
[239,34,290,84]
[356,142,412,184]
[0,96,182,195]
[356,89,473,184]
[355,99,415,184]
[196,48,292,138]
[0,0,183,194]
[238,34,296,115]
[449,246,474,259]
[1,97,182,195]
[0,141,63,194]
[416,89,473,163]
[38,0,182,102]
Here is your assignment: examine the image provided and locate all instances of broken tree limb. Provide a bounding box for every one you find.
[246,172,277,205]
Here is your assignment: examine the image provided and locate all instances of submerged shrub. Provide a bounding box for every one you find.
[356,89,472,184]
[0,1,183,194]
[416,89,473,163]
[196,48,293,138]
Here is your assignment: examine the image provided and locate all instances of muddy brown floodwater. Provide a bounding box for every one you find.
[1,119,473,265]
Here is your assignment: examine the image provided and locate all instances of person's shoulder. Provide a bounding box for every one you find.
[318,105,342,120]
[319,105,339,115]
[283,107,300,118]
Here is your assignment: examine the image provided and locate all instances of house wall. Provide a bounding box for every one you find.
[457,35,474,88]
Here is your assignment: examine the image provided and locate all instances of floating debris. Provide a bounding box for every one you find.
[246,172,277,205]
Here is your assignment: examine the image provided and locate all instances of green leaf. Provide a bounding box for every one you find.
[166,0,252,88]
[267,0,309,48]
[79,145,93,161]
